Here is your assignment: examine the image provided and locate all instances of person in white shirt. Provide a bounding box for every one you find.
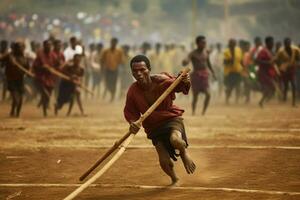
[64,36,83,61]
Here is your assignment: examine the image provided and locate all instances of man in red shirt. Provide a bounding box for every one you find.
[33,40,56,117]
[124,55,196,186]
[256,36,277,107]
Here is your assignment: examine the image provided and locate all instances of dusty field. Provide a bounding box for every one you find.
[0,98,300,200]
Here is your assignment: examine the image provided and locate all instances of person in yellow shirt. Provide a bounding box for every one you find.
[223,39,243,104]
[101,38,124,102]
[275,38,300,106]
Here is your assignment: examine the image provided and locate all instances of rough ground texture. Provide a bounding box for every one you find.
[0,99,299,200]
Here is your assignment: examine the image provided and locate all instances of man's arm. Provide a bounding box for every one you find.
[182,52,191,66]
[124,88,141,134]
[207,57,216,80]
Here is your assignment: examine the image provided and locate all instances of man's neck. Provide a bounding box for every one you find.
[139,77,152,90]
[197,47,204,52]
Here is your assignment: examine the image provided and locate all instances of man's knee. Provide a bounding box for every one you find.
[170,131,186,150]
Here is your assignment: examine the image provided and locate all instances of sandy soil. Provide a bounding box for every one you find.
[0,98,299,200]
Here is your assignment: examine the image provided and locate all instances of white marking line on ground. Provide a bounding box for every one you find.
[38,144,300,150]
[2,126,300,132]
[188,127,300,132]
[0,183,299,196]
[6,156,26,159]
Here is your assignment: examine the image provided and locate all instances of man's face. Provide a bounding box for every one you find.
[284,39,291,49]
[54,42,62,51]
[44,41,52,52]
[14,42,24,55]
[111,39,117,48]
[70,39,77,48]
[74,55,82,66]
[197,39,206,49]
[267,39,274,50]
[229,39,236,49]
[131,61,150,85]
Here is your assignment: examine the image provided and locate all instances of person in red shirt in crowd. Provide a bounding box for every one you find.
[0,41,30,117]
[52,39,65,97]
[33,40,57,117]
[124,55,196,186]
[256,36,277,107]
[55,54,85,116]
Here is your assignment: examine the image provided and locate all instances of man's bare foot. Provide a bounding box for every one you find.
[181,152,196,174]
[168,177,180,187]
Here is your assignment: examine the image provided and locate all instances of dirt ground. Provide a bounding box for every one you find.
[0,98,300,200]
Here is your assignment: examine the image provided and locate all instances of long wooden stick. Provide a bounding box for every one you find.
[64,134,135,200]
[63,67,190,200]
[79,67,191,181]
[44,65,94,95]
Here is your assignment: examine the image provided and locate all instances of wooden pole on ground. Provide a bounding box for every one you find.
[63,67,190,200]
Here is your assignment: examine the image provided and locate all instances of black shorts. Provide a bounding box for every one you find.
[148,117,188,161]
[224,72,242,88]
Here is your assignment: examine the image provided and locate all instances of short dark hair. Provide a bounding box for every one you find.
[195,35,205,44]
[70,36,77,42]
[54,39,61,45]
[111,37,118,43]
[130,55,151,70]
[265,36,274,44]
[73,53,82,59]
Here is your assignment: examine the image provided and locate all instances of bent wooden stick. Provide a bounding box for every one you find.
[63,67,190,200]
[79,67,191,182]
[64,134,135,200]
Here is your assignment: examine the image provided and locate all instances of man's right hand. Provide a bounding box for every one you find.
[129,122,141,134]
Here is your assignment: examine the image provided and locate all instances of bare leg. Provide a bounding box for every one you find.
[155,142,179,185]
[75,92,84,115]
[291,80,297,106]
[170,130,196,175]
[235,83,241,104]
[10,92,17,117]
[15,92,23,117]
[42,93,48,117]
[40,87,51,117]
[202,90,211,115]
[282,80,288,102]
[225,86,232,105]
[191,91,199,115]
[259,92,265,108]
[2,80,7,101]
[67,97,74,116]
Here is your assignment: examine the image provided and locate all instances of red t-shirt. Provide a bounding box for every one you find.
[33,50,57,87]
[52,51,65,69]
[124,73,190,135]
[257,47,276,77]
